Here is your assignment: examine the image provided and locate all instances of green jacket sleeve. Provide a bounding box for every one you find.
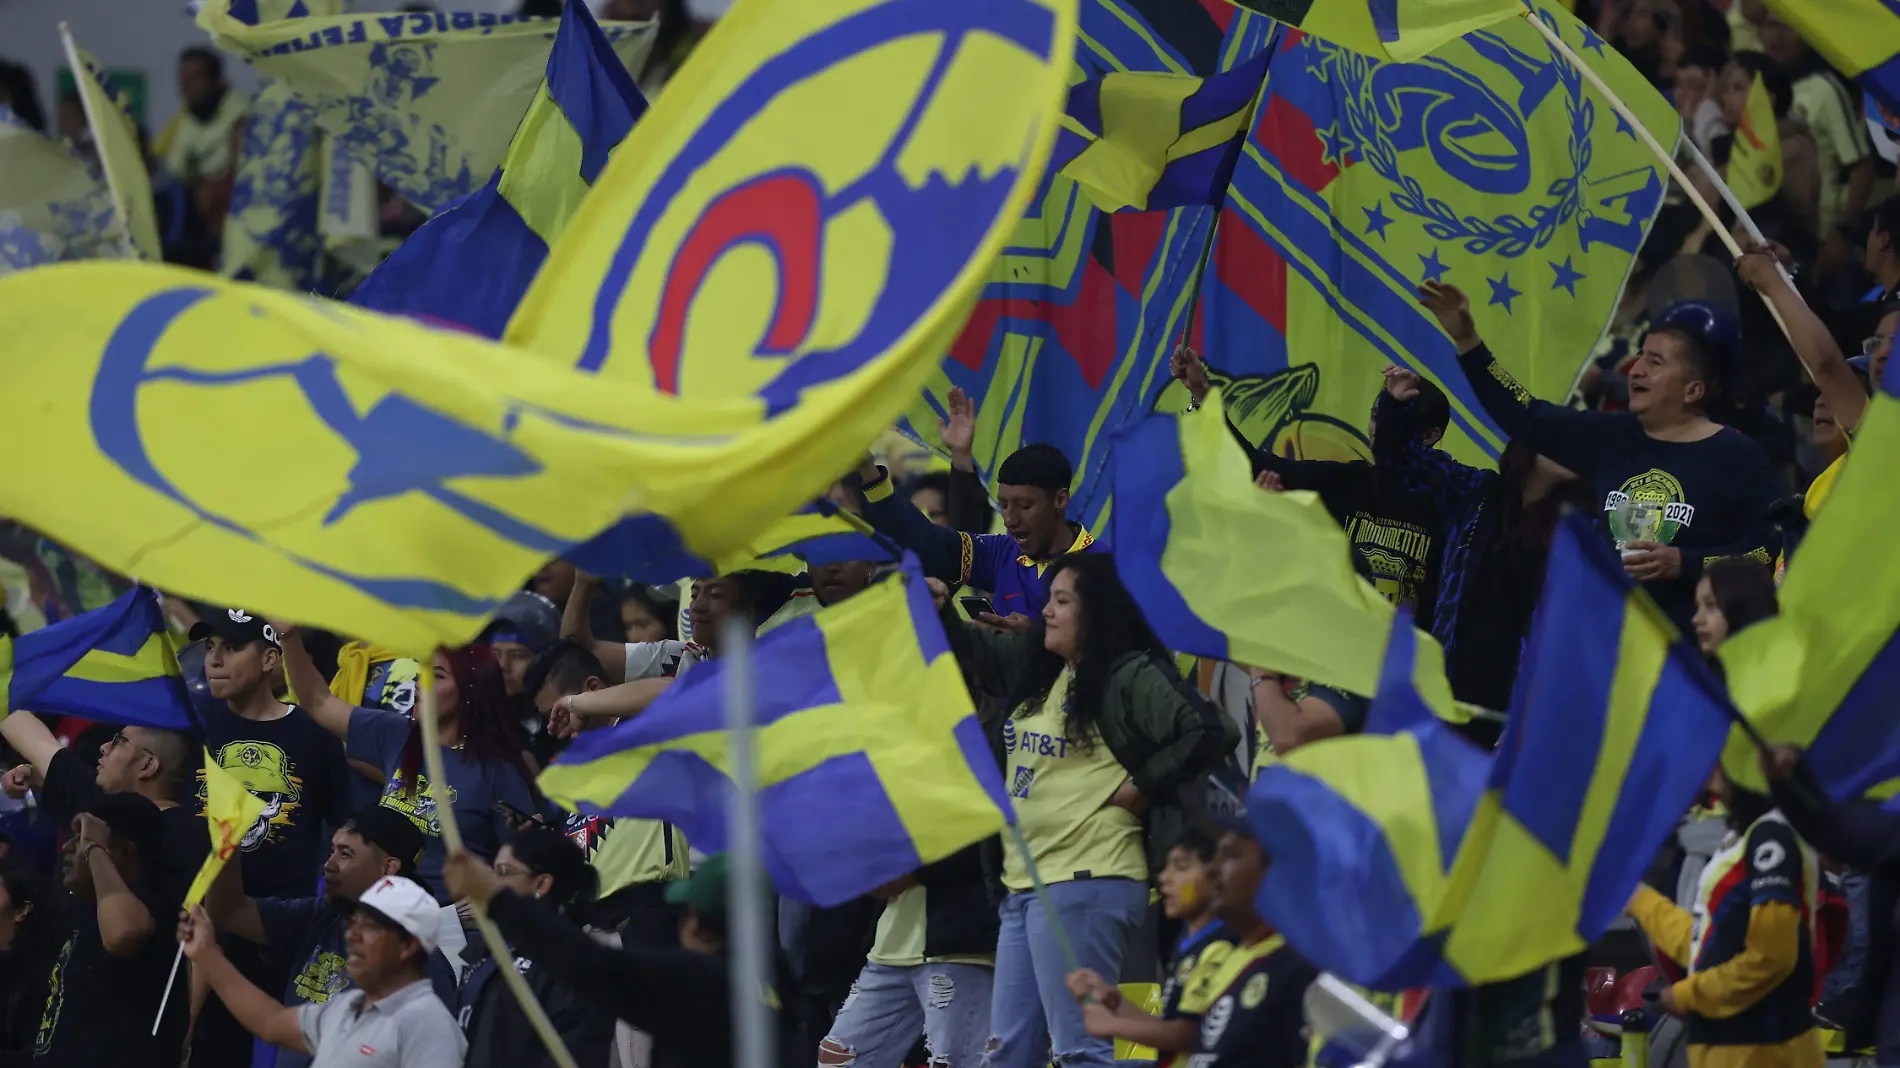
[941,614,1040,705]
[1106,654,1241,800]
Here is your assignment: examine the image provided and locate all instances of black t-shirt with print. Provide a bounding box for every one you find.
[1189,935,1317,1068]
[194,698,353,899]
[1457,344,1780,633]
[32,883,189,1068]
[37,748,208,912]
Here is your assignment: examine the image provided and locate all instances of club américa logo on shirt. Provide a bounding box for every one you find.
[1605,468,1695,545]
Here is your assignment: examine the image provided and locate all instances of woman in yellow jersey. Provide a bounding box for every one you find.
[941,554,1239,1068]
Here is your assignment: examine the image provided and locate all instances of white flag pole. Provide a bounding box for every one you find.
[722,619,770,1068]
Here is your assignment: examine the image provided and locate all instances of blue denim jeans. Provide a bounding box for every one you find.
[821,961,994,1068]
[984,879,1150,1068]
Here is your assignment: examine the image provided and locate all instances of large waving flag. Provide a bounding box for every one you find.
[1251,512,1732,988]
[60,28,162,260]
[0,107,121,275]
[568,499,897,581]
[539,560,1010,905]
[1194,3,1674,475]
[1221,0,1520,62]
[0,587,193,729]
[195,0,657,213]
[0,2,1071,651]
[1720,364,1900,807]
[1111,386,1454,705]
[1762,0,1899,115]
[349,0,647,336]
[897,1,1257,536]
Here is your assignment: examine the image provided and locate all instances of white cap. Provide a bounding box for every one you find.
[351,876,440,954]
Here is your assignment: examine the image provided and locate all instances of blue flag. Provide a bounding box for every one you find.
[0,587,193,729]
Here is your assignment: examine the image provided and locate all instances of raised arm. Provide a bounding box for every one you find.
[75,815,156,958]
[561,573,631,685]
[1420,282,1618,475]
[179,906,306,1052]
[272,624,354,744]
[1371,369,1495,517]
[855,388,988,588]
[1736,244,1866,432]
[0,708,62,780]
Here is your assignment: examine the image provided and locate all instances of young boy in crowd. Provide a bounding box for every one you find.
[1063,827,1234,1065]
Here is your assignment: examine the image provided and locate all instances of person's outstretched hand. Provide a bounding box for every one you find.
[444,848,501,908]
[1417,282,1479,353]
[1171,344,1211,404]
[2,765,32,800]
[1382,364,1423,402]
[940,388,977,468]
[925,578,950,611]
[178,905,219,960]
[1759,742,1803,783]
[1734,240,1793,292]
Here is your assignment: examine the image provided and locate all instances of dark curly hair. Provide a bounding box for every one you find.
[1010,553,1170,749]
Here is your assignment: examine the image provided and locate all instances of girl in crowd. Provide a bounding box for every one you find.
[457,827,615,1068]
[620,584,678,644]
[1692,558,1781,657]
[939,553,1239,1068]
[277,628,541,897]
[0,858,63,1068]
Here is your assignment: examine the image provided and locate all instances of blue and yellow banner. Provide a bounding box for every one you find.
[196,0,657,213]
[1220,0,1521,62]
[1762,0,1900,115]
[61,28,162,260]
[0,586,192,729]
[540,559,1012,906]
[0,107,120,274]
[896,0,1254,534]
[0,1,1071,651]
[349,0,648,336]
[1250,512,1732,988]
[1720,364,1900,806]
[1194,4,1674,474]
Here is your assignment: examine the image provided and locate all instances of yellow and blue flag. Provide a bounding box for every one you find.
[1221,0,1522,63]
[349,0,648,337]
[539,559,1011,905]
[1720,364,1900,807]
[1111,387,1456,705]
[195,0,657,212]
[1250,512,1732,987]
[184,752,270,906]
[571,499,897,581]
[896,0,1250,536]
[1053,49,1268,213]
[1190,4,1675,476]
[1728,72,1782,209]
[60,28,162,260]
[1762,0,1900,115]
[0,587,192,729]
[0,107,120,274]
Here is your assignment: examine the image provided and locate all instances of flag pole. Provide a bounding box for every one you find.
[57,24,141,261]
[1678,137,1803,295]
[419,657,578,1068]
[722,619,771,1068]
[1517,7,1796,346]
[150,944,185,1035]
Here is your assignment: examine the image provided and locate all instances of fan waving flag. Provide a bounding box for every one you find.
[60,29,161,260]
[0,587,192,729]
[1720,360,1900,807]
[349,0,648,337]
[1196,3,1675,480]
[183,754,270,906]
[539,559,1011,906]
[1761,0,1900,114]
[1251,512,1732,988]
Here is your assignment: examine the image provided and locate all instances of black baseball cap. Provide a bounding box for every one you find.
[189,608,282,649]
[82,793,164,861]
[342,807,425,877]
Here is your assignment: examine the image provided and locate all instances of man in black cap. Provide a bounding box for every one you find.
[202,806,456,1068]
[35,793,191,1068]
[1069,779,1317,1068]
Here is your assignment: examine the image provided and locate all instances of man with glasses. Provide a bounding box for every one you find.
[0,706,207,906]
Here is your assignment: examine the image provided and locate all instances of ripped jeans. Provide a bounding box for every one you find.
[820,961,994,1068]
[985,880,1149,1068]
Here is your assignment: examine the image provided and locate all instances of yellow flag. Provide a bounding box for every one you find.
[0,112,122,273]
[59,28,161,260]
[1729,72,1782,209]
[185,752,269,907]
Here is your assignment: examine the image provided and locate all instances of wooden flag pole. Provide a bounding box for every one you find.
[419,665,578,1068]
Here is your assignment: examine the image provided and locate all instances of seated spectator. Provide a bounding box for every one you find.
[181,875,465,1068]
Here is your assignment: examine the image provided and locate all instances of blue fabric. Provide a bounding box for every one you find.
[986,880,1149,1068]
[826,961,994,1068]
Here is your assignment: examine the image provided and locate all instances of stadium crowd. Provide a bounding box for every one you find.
[0,0,1898,1067]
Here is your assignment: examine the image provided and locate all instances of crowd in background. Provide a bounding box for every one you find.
[0,0,1897,1067]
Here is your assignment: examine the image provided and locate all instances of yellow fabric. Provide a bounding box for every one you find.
[1674,901,1804,1019]
[1001,668,1147,891]
[1803,450,1848,521]
[325,641,409,706]
[1116,984,1164,1063]
[866,883,993,967]
[1761,0,1900,91]
[184,749,270,906]
[1629,884,1695,966]
[1684,1030,1825,1068]
[1216,0,1520,63]
[594,819,689,895]
[0,113,119,272]
[1174,938,1239,1016]
[60,32,161,260]
[1728,74,1782,210]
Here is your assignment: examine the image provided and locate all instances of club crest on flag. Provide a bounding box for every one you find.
[570,0,1063,413]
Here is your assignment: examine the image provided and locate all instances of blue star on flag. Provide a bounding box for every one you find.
[1580,25,1608,54]
[1550,256,1585,296]
[1363,202,1393,240]
[1419,249,1449,283]
[1614,111,1635,139]
[1316,123,1352,167]
[1487,272,1522,311]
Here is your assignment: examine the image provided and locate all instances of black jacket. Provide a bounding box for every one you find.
[1769,758,1900,1061]
[0,947,54,1068]
[487,891,806,1068]
[456,918,615,1068]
